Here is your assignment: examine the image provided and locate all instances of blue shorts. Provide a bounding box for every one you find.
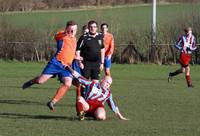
[42,57,73,79]
[104,56,111,69]
[72,60,82,75]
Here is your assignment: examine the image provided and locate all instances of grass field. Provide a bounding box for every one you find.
[1,3,200,43]
[0,61,200,136]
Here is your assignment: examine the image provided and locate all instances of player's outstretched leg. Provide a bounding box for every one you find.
[22,80,35,89]
[22,75,51,90]
[168,69,183,82]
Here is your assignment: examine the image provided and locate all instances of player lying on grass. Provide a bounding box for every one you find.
[69,68,128,121]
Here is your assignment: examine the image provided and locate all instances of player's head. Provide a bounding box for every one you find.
[88,20,98,35]
[100,76,112,89]
[65,20,77,37]
[82,25,89,34]
[101,23,108,33]
[184,26,192,37]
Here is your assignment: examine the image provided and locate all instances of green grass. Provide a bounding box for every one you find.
[0,61,200,136]
[1,3,200,43]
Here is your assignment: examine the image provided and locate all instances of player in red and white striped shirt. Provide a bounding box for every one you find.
[168,27,197,87]
[71,69,128,121]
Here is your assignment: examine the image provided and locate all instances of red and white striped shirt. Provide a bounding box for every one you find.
[76,75,117,112]
[175,35,197,54]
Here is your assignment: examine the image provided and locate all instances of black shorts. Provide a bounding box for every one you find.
[82,68,100,80]
[82,61,100,80]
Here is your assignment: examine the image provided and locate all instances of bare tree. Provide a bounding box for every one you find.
[17,0,34,11]
[0,0,11,12]
[33,0,48,10]
[0,0,21,12]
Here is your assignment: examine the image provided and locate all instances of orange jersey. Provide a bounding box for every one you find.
[103,32,114,56]
[55,31,77,66]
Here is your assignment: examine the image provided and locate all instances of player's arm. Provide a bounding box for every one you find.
[109,34,115,57]
[101,48,105,63]
[100,36,105,71]
[190,36,197,51]
[100,48,105,71]
[76,36,85,69]
[74,51,83,61]
[106,94,129,120]
[175,36,183,51]
[75,51,84,69]
[77,35,85,51]
[68,67,91,86]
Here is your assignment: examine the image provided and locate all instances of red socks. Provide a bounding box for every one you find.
[186,75,192,86]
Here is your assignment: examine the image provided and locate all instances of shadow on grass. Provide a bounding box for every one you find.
[0,99,75,107]
[0,112,77,121]
[0,99,44,105]
[0,84,57,90]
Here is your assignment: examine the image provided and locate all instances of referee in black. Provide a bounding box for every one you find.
[76,20,105,82]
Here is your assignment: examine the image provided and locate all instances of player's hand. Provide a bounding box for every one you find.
[72,71,80,78]
[79,62,84,69]
[115,107,130,121]
[76,56,83,61]
[183,46,187,53]
[186,47,191,53]
[100,63,104,71]
[107,55,112,60]
[119,115,130,120]
[116,113,130,120]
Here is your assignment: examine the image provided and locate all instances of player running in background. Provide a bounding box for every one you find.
[69,68,128,121]
[168,27,197,87]
[101,23,115,76]
[22,21,80,110]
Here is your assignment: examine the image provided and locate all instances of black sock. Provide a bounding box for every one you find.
[170,70,182,77]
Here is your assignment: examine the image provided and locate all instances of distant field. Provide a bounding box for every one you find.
[0,61,200,136]
[1,3,200,43]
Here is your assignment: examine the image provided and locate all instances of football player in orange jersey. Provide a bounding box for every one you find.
[22,21,80,110]
[101,23,115,76]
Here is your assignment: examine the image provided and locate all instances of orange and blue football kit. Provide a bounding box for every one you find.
[103,32,114,68]
[42,30,77,78]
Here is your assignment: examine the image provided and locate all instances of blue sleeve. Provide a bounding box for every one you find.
[175,37,183,51]
[175,44,182,50]
[106,94,117,113]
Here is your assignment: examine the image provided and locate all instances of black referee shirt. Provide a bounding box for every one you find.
[77,33,104,68]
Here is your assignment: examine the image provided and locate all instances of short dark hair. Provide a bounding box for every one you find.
[184,26,192,33]
[82,25,88,31]
[101,23,108,28]
[88,20,98,27]
[66,20,77,28]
